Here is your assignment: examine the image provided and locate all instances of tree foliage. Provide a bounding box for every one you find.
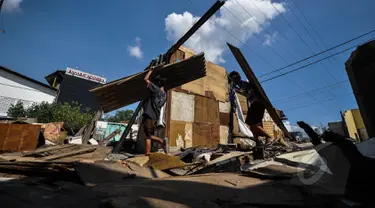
[7,101,26,118]
[7,101,93,131]
[105,109,134,123]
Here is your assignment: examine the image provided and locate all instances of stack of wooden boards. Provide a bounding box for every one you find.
[90,52,207,113]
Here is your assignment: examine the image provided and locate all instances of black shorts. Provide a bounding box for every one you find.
[246,101,265,125]
[142,116,156,137]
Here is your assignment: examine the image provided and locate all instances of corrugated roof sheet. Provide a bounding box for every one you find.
[90,53,206,113]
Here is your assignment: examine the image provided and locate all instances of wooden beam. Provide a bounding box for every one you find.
[227,43,292,143]
[43,147,97,161]
[82,110,102,144]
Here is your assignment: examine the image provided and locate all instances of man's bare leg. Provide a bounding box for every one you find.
[145,135,167,155]
[250,124,274,144]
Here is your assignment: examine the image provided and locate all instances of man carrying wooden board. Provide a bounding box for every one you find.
[229,71,277,145]
[143,66,169,155]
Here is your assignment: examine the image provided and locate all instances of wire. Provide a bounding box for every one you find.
[186,0,336,112]
[221,2,332,110]
[290,0,339,65]
[282,2,338,82]
[222,5,291,64]
[0,13,5,33]
[269,1,315,54]
[272,79,349,104]
[259,29,375,78]
[260,41,370,83]
[284,92,354,112]
[233,0,295,60]
[186,0,277,69]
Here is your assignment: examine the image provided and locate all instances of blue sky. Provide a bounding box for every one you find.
[1,0,375,126]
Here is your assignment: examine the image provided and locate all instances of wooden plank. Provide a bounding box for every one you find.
[237,93,248,114]
[219,101,230,113]
[194,96,220,124]
[0,124,40,152]
[192,123,220,148]
[146,152,185,170]
[91,53,206,113]
[205,61,229,102]
[82,110,102,144]
[220,125,229,145]
[181,77,206,96]
[42,147,97,161]
[220,112,230,126]
[227,43,292,141]
[23,145,74,156]
[169,121,187,147]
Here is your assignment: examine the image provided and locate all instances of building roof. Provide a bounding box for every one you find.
[0,66,57,91]
[45,70,66,87]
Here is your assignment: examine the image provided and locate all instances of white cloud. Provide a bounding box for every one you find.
[127,37,143,60]
[263,32,278,46]
[2,0,23,13]
[165,0,286,63]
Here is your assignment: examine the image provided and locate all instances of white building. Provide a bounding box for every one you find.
[0,66,57,117]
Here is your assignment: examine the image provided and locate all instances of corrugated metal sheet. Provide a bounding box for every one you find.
[0,124,40,152]
[170,91,195,122]
[90,53,206,113]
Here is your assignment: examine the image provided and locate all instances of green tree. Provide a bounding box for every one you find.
[9,101,93,134]
[7,101,26,118]
[26,101,54,123]
[105,109,134,122]
[51,102,93,131]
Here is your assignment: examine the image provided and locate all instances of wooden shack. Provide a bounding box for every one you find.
[164,46,230,148]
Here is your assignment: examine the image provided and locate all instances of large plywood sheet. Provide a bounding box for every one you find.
[181,61,229,102]
[0,124,40,152]
[205,61,229,102]
[219,101,231,113]
[237,93,248,114]
[220,113,230,126]
[170,91,195,122]
[185,123,193,148]
[192,123,220,148]
[220,125,229,145]
[169,121,186,147]
[194,96,219,124]
[169,120,193,148]
[181,77,206,96]
[262,121,275,138]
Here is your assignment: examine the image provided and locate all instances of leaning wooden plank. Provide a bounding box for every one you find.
[22,145,75,157]
[42,147,97,161]
[90,53,206,113]
[227,43,292,143]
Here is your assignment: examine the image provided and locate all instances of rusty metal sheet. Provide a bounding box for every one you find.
[0,124,40,152]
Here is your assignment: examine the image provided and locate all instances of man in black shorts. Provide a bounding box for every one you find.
[229,71,275,145]
[143,66,168,155]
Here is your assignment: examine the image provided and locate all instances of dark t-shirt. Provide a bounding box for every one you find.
[142,82,167,120]
[232,81,260,107]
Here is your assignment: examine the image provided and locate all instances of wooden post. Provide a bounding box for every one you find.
[112,102,142,153]
[82,110,102,144]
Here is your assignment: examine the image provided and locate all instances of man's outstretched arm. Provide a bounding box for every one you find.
[144,67,154,87]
